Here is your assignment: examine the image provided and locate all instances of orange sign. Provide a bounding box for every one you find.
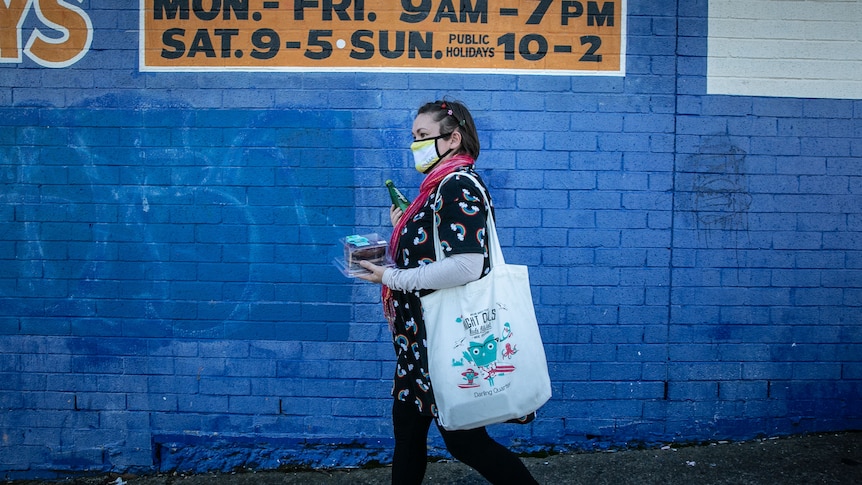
[140,0,625,75]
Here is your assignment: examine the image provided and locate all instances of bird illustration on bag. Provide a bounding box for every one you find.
[454,327,516,388]
[464,335,498,367]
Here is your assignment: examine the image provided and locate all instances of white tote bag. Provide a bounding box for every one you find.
[421,174,552,431]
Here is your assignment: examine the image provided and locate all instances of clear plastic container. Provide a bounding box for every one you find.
[334,233,393,277]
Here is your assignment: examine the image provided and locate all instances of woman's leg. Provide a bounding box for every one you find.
[391,399,433,485]
[439,425,539,485]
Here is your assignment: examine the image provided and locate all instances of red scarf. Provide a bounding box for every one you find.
[383,154,476,326]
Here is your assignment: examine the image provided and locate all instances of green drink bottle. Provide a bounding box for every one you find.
[385,180,410,211]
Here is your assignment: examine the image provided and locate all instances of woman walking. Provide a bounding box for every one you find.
[358,100,539,485]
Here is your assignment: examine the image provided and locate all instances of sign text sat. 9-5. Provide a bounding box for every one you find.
[140,0,625,75]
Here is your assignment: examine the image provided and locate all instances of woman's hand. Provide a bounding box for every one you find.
[390,205,403,227]
[356,260,387,284]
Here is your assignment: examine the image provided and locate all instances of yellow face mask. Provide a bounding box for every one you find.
[411,133,452,173]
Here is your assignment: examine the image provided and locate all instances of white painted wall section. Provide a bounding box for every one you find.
[708,0,862,99]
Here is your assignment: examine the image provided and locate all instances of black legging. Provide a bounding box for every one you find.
[391,399,539,485]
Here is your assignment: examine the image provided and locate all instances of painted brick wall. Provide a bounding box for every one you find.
[1,1,860,480]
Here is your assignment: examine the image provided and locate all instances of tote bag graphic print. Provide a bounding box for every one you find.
[452,309,517,391]
[421,173,551,431]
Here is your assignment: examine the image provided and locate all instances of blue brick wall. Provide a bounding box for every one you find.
[1,0,860,480]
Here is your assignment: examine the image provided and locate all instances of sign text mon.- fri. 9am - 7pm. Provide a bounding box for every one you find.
[141,0,625,74]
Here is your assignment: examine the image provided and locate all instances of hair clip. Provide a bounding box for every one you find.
[440,101,463,126]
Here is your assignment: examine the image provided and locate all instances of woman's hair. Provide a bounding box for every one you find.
[417,99,480,159]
